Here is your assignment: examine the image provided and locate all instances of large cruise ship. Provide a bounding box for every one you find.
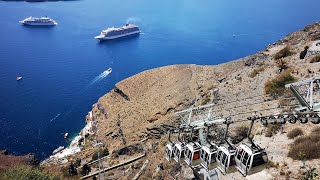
[20,16,58,26]
[95,24,140,41]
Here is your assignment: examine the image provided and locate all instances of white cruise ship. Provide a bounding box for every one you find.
[20,16,58,26]
[95,24,140,41]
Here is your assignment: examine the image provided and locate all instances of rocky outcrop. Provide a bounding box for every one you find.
[0,150,39,171]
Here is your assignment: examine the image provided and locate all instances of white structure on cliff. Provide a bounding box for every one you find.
[306,40,320,58]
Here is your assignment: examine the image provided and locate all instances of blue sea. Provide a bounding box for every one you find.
[0,0,319,160]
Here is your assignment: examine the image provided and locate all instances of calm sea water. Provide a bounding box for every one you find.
[0,0,319,160]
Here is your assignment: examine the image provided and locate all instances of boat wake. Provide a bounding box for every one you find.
[89,68,112,85]
[50,113,61,122]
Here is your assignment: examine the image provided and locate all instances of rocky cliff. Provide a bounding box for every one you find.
[47,22,320,179]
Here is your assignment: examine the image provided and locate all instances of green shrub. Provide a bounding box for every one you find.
[2,165,57,180]
[264,71,296,97]
[310,55,320,63]
[300,46,309,59]
[288,127,320,160]
[273,46,294,60]
[287,128,303,139]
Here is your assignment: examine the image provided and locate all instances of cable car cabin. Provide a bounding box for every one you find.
[173,142,185,162]
[200,144,218,171]
[216,146,237,174]
[165,143,174,161]
[184,142,201,166]
[235,144,268,176]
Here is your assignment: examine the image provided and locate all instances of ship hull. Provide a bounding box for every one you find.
[20,21,57,26]
[95,31,140,41]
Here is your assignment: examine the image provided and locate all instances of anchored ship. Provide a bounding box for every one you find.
[20,16,58,26]
[95,24,140,41]
[52,146,64,155]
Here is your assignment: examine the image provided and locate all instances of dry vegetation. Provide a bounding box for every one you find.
[288,127,320,160]
[265,124,281,137]
[310,55,320,63]
[0,165,58,180]
[287,127,303,139]
[264,71,296,97]
[273,46,294,60]
[249,67,265,78]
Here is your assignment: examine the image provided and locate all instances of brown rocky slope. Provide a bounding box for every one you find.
[49,22,320,179]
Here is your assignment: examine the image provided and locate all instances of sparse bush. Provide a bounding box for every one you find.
[91,148,109,161]
[276,59,289,72]
[288,127,320,160]
[102,148,109,157]
[249,67,264,78]
[310,55,320,63]
[267,160,279,169]
[265,124,281,137]
[300,46,309,59]
[75,158,81,167]
[312,127,320,134]
[80,164,91,176]
[264,71,296,97]
[91,151,99,161]
[2,165,57,180]
[231,125,249,144]
[201,97,210,105]
[274,46,294,60]
[287,128,303,139]
[301,167,318,180]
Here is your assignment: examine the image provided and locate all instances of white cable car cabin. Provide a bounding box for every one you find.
[200,143,218,171]
[165,130,174,161]
[166,128,186,162]
[173,142,186,162]
[184,142,202,166]
[234,118,268,176]
[216,146,236,174]
[216,120,237,174]
[235,143,268,176]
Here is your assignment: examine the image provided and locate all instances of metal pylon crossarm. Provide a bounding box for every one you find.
[285,76,320,112]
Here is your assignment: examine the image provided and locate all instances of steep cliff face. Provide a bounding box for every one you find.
[61,22,320,179]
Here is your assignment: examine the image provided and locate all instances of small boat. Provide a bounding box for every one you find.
[16,76,22,81]
[107,68,112,73]
[64,133,69,139]
[53,146,64,155]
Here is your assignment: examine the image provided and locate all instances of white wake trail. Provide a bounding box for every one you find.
[50,113,61,122]
[90,68,112,85]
